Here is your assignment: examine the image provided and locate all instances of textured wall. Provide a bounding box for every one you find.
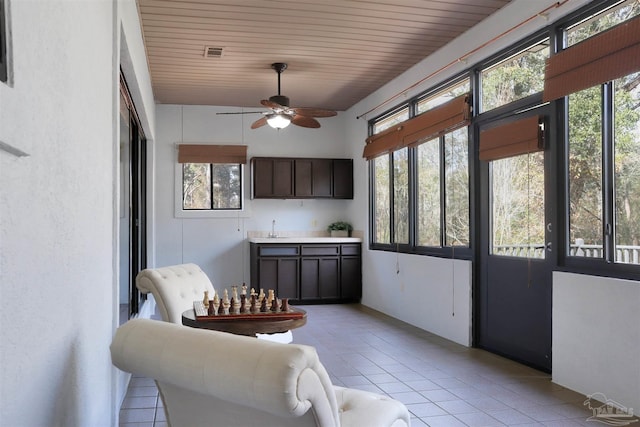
[0,1,116,425]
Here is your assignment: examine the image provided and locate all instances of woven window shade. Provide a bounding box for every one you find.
[479,115,543,161]
[543,15,640,102]
[363,94,471,160]
[177,144,248,164]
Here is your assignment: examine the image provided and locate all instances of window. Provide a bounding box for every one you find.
[176,144,248,216]
[369,78,471,256]
[564,2,640,266]
[182,163,242,210]
[566,0,640,47]
[480,39,549,113]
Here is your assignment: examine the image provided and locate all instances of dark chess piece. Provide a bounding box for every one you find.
[280,298,289,312]
[250,295,257,313]
[240,295,246,313]
[260,298,268,312]
[208,300,215,316]
[271,298,279,312]
[218,301,225,315]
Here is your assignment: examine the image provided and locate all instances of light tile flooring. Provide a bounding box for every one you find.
[119,304,625,426]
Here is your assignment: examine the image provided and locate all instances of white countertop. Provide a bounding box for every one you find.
[249,237,362,244]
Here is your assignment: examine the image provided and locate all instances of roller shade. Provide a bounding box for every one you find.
[178,144,248,164]
[363,93,471,160]
[479,115,543,161]
[543,15,640,102]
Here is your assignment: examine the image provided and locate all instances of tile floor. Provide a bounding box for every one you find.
[119,304,625,426]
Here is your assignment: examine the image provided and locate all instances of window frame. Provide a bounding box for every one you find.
[174,162,251,218]
[556,2,640,276]
[368,74,473,260]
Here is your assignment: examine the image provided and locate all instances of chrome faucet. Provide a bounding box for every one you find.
[268,220,277,238]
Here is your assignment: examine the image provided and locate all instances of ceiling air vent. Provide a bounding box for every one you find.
[204,46,223,58]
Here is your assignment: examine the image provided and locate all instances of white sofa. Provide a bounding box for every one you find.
[111,318,411,427]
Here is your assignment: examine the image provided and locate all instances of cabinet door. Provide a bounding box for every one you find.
[301,257,339,299]
[340,256,362,301]
[332,159,353,199]
[273,159,294,197]
[253,158,294,198]
[295,159,332,197]
[257,257,299,299]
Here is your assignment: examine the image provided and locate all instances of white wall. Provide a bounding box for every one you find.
[0,1,116,425]
[152,105,357,288]
[553,272,640,410]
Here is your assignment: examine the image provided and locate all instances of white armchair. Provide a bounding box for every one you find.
[111,319,411,427]
[136,263,216,324]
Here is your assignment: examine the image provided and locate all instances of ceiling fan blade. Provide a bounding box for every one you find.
[261,99,284,110]
[251,117,268,129]
[216,111,265,115]
[292,115,321,128]
[291,107,337,118]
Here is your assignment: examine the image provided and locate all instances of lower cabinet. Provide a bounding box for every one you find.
[250,242,361,303]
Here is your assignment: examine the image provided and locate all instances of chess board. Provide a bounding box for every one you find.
[192,300,305,322]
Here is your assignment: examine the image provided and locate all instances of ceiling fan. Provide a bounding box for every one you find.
[217,63,337,130]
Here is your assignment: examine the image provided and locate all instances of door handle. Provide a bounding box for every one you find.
[546,242,552,252]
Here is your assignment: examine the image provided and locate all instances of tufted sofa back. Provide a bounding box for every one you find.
[136,263,215,323]
[111,319,410,427]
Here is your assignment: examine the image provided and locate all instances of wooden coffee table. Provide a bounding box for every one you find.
[181,306,307,337]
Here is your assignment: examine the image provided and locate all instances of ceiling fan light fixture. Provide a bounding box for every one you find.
[266,113,291,129]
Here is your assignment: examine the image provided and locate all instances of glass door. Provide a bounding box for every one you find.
[476,109,554,372]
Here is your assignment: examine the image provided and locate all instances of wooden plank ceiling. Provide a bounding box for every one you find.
[138,0,511,111]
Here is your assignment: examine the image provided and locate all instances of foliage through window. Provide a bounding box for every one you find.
[480,39,549,113]
[370,79,471,254]
[565,0,640,265]
[182,163,242,210]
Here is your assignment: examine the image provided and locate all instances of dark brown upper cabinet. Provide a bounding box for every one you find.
[252,157,353,199]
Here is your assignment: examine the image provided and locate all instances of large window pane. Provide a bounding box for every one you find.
[183,163,211,209]
[211,164,241,209]
[374,156,390,244]
[480,39,549,112]
[393,148,409,244]
[568,86,603,258]
[417,139,441,246]
[566,0,640,47]
[445,128,469,246]
[491,153,545,258]
[613,72,640,264]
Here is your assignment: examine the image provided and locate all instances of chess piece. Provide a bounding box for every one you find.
[222,289,230,315]
[267,289,275,310]
[212,292,220,315]
[203,291,210,309]
[271,297,279,312]
[250,295,257,313]
[280,298,289,312]
[260,297,268,312]
[240,294,246,313]
[241,283,247,296]
[231,285,238,302]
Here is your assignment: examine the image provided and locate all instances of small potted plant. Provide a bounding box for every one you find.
[328,221,353,237]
